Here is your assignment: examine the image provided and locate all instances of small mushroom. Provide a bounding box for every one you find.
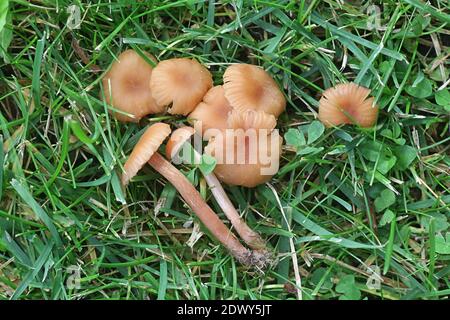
[188,86,232,139]
[121,122,171,186]
[150,58,213,115]
[122,123,268,267]
[101,49,163,122]
[318,82,378,128]
[166,126,268,250]
[223,64,286,117]
[205,110,283,188]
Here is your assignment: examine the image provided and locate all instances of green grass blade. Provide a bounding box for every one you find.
[11,179,62,247]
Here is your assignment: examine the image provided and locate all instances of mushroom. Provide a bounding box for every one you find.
[101,49,163,122]
[318,82,378,128]
[150,58,213,115]
[188,86,232,139]
[122,123,269,267]
[166,126,268,250]
[205,109,282,188]
[121,122,171,186]
[223,64,286,117]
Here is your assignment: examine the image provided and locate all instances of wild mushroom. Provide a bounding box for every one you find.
[223,64,286,117]
[188,86,232,139]
[122,123,268,268]
[318,82,378,128]
[150,58,213,115]
[101,49,163,122]
[165,126,268,250]
[121,122,172,186]
[205,109,282,188]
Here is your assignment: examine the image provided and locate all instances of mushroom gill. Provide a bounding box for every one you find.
[318,82,378,128]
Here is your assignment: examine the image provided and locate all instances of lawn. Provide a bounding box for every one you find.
[0,0,449,300]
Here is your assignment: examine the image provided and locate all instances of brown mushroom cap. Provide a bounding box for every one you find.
[101,49,163,122]
[227,109,276,131]
[318,82,378,128]
[122,122,171,185]
[188,86,233,138]
[223,64,286,117]
[205,130,282,188]
[150,58,213,115]
[165,126,196,161]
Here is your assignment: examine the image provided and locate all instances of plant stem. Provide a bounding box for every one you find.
[188,147,268,250]
[203,172,267,250]
[148,152,266,266]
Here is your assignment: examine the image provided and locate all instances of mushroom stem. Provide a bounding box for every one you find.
[204,173,268,250]
[191,150,267,250]
[148,152,267,267]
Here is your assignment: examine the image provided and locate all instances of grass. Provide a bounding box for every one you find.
[0,0,449,300]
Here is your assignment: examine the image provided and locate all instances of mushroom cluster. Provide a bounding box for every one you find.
[101,50,286,268]
[189,64,285,188]
[100,49,379,269]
